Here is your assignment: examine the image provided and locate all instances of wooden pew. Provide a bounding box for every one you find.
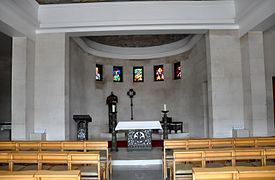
[187,139,211,150]
[40,141,62,151]
[85,141,112,180]
[0,170,36,180]
[163,139,188,179]
[204,149,234,167]
[256,137,275,148]
[0,140,111,179]
[0,170,81,180]
[192,167,238,180]
[264,148,275,166]
[192,166,275,180]
[0,151,103,180]
[35,170,81,180]
[0,142,16,151]
[237,166,275,179]
[211,138,234,149]
[69,152,103,180]
[234,138,256,148]
[173,150,204,180]
[11,152,39,171]
[234,149,264,167]
[0,152,11,170]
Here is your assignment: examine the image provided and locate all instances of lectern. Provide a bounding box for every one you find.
[73,115,92,140]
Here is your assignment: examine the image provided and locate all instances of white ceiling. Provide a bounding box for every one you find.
[0,0,275,40]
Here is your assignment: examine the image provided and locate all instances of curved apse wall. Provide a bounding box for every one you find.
[69,36,208,139]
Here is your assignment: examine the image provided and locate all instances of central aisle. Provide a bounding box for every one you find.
[111,148,163,180]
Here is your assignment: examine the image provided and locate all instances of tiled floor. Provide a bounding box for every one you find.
[111,148,163,180]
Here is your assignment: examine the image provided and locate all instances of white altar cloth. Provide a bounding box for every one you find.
[115,121,162,131]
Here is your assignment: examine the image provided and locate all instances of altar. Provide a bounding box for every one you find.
[115,121,162,150]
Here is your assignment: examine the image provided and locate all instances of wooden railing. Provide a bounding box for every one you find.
[163,136,275,179]
[0,140,111,179]
[0,170,81,180]
[0,151,103,180]
[172,148,275,180]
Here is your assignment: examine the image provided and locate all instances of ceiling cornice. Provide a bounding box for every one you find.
[73,34,203,59]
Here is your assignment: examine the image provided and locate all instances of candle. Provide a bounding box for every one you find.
[164,104,166,111]
[112,105,115,112]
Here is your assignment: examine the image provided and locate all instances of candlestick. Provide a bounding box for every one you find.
[164,104,167,111]
[112,105,115,113]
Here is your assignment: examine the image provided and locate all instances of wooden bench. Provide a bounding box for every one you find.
[0,151,103,180]
[192,167,238,180]
[173,150,205,180]
[0,140,111,180]
[192,166,275,180]
[163,137,275,180]
[35,170,81,180]
[172,148,271,180]
[237,166,275,179]
[0,170,80,180]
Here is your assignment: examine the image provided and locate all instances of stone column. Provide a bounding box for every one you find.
[12,37,27,140]
[206,30,245,137]
[241,32,268,136]
[34,33,69,140]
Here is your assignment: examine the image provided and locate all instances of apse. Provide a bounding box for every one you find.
[69,34,208,139]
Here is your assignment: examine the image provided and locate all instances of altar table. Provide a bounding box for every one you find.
[115,121,162,150]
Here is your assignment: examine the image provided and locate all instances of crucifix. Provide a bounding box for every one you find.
[127,89,136,120]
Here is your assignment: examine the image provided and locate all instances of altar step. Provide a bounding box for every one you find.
[112,159,162,166]
[111,147,162,166]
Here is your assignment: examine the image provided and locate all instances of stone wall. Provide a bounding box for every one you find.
[69,36,207,139]
[264,25,275,135]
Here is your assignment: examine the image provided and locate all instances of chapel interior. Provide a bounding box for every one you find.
[0,0,275,180]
